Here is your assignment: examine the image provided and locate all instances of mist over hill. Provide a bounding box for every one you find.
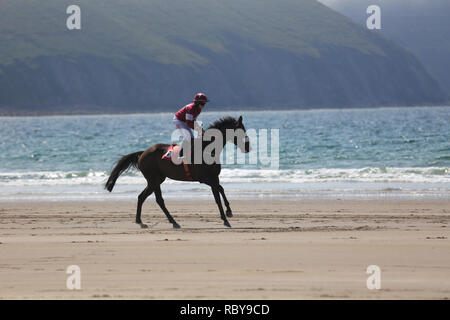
[0,0,446,115]
[319,0,450,100]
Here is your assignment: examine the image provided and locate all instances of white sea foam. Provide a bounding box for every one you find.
[0,167,448,186]
[0,167,448,202]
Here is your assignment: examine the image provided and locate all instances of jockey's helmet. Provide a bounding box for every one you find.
[193,93,209,103]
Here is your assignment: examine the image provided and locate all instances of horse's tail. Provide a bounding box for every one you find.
[105,151,144,192]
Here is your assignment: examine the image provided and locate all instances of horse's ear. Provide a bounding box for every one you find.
[238,116,243,125]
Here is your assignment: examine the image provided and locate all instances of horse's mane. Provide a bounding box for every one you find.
[207,117,237,130]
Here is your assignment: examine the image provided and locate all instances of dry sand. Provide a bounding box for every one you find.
[0,199,449,299]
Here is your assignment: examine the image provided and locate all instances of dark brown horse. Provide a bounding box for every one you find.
[105,116,250,229]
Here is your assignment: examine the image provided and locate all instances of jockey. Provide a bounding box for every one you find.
[173,93,208,157]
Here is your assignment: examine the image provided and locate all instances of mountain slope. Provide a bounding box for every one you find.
[319,0,450,99]
[0,0,446,114]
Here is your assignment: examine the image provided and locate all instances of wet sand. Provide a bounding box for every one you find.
[0,200,449,299]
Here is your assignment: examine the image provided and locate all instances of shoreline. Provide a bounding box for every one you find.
[1,198,450,203]
[1,180,449,203]
[1,199,449,299]
[1,194,449,202]
[1,105,449,118]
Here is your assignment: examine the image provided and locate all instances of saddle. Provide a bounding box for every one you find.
[162,145,193,180]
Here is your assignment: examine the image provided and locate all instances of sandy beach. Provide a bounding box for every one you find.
[0,199,449,299]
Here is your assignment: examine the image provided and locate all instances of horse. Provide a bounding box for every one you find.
[105,116,250,229]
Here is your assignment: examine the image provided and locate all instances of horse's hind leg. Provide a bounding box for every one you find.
[136,185,153,228]
[153,184,181,229]
[217,184,232,217]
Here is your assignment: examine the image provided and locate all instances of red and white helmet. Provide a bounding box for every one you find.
[193,93,209,103]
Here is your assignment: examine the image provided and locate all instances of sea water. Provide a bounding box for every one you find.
[0,106,449,201]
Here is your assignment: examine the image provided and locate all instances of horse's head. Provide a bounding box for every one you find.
[233,115,250,153]
[207,116,250,153]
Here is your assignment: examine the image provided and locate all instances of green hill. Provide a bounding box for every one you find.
[0,0,446,114]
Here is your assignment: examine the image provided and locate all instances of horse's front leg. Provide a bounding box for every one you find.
[211,185,231,228]
[217,184,233,218]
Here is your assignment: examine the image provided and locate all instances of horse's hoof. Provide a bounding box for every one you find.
[139,223,148,229]
[226,210,233,218]
[173,223,181,229]
[224,220,232,228]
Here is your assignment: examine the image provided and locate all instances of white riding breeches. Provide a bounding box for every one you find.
[173,117,194,141]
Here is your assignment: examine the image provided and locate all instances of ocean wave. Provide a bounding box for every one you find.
[219,167,450,183]
[0,167,449,186]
